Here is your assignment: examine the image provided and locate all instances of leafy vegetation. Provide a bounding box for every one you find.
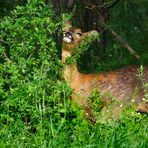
[0,0,148,147]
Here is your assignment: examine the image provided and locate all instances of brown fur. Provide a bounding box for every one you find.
[62,22,148,121]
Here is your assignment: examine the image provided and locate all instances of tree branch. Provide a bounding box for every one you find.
[106,26,140,60]
[83,0,121,9]
[107,0,121,9]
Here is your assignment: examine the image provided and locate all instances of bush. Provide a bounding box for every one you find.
[0,1,148,147]
[0,1,86,146]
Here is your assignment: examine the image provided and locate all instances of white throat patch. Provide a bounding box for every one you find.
[63,37,72,43]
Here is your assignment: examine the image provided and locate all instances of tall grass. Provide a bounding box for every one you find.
[0,1,147,148]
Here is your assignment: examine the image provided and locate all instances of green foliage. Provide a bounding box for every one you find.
[0,1,86,146]
[0,1,148,147]
[87,89,105,113]
[108,0,148,65]
[137,65,148,101]
[0,0,27,17]
[66,31,99,65]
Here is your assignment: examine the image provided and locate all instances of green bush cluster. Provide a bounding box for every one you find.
[0,1,86,146]
[0,1,148,147]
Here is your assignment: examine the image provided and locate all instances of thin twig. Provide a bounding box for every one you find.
[83,0,120,9]
[106,26,140,60]
[0,39,8,44]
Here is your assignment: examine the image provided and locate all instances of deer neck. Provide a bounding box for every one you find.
[62,49,80,85]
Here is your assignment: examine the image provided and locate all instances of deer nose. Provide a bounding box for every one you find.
[64,32,74,41]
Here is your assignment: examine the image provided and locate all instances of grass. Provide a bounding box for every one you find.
[0,102,148,148]
[0,1,147,147]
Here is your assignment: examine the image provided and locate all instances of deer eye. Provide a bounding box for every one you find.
[76,32,82,36]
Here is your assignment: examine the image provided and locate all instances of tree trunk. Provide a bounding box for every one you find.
[83,0,108,57]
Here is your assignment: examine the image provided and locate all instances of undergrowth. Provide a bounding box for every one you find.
[0,1,147,148]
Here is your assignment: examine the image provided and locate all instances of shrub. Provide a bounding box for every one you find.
[0,1,85,145]
[0,1,147,147]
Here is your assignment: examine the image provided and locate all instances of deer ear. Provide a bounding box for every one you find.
[66,21,72,27]
[63,21,73,31]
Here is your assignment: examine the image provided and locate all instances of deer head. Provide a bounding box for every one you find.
[62,21,98,53]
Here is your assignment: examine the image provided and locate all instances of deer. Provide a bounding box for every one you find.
[62,22,148,122]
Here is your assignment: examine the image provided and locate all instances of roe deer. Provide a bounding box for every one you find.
[62,22,148,121]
